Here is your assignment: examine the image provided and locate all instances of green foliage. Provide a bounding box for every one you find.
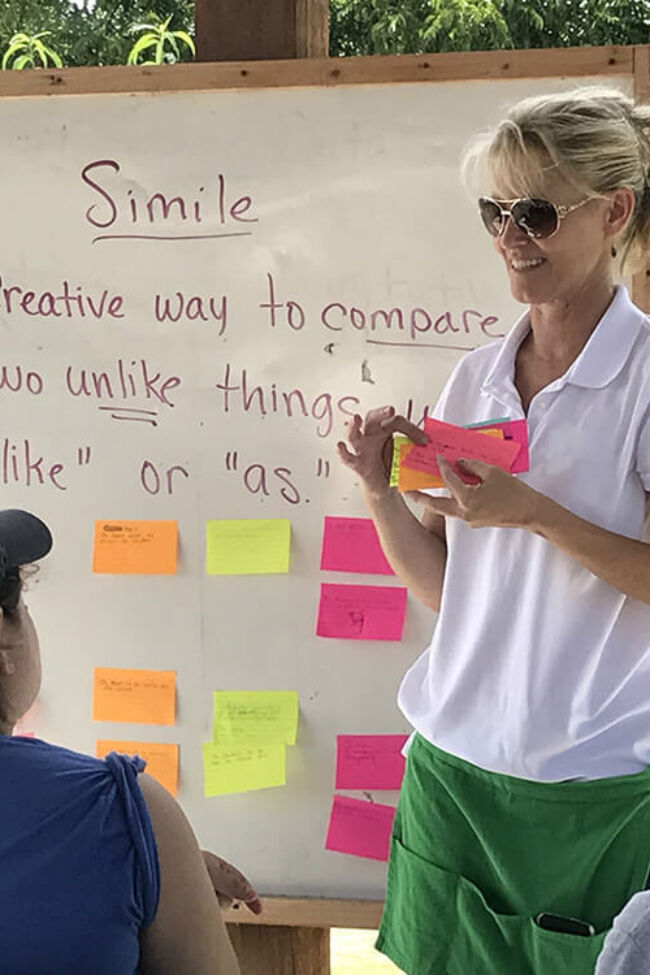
[329,0,650,56]
[127,13,195,65]
[1,0,648,68]
[2,31,63,69]
[0,1,195,69]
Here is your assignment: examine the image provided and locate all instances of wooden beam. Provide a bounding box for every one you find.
[633,45,650,312]
[0,45,634,99]
[222,896,384,929]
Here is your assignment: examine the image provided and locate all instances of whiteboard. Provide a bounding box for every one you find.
[0,72,631,900]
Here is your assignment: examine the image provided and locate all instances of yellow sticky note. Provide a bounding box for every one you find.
[93,520,178,575]
[202,743,286,797]
[96,740,179,796]
[390,436,411,487]
[206,519,291,575]
[212,690,299,746]
[93,668,176,725]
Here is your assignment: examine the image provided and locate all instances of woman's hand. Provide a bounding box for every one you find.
[406,455,542,529]
[336,406,428,498]
[201,850,263,916]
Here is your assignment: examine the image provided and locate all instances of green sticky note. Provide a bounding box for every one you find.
[206,518,291,575]
[202,743,286,797]
[212,690,299,746]
[390,436,411,487]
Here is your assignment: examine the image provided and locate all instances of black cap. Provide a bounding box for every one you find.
[0,510,52,584]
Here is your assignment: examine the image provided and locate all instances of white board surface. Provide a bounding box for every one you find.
[0,72,631,900]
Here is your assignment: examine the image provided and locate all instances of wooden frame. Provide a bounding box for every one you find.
[0,44,639,99]
[223,896,383,928]
[2,40,650,969]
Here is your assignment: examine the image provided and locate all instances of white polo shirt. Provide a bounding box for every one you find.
[398,284,650,781]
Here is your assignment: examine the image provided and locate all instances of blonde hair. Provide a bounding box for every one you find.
[461,85,650,273]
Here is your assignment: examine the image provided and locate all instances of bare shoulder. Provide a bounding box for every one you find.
[138,773,239,975]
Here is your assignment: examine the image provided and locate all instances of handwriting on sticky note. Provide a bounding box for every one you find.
[316,583,407,641]
[212,691,299,746]
[93,668,176,725]
[325,796,396,861]
[390,436,411,487]
[336,734,409,790]
[402,418,520,482]
[202,743,286,796]
[320,517,393,575]
[96,740,179,796]
[206,519,291,575]
[394,427,509,491]
[92,520,177,575]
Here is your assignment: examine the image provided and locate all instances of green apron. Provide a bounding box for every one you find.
[376,734,650,975]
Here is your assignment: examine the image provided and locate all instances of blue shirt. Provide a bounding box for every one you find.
[0,735,160,974]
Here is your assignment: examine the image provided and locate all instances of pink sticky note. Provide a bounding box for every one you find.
[336,734,409,789]
[320,517,394,575]
[403,418,520,483]
[316,584,407,641]
[488,419,530,474]
[325,795,396,861]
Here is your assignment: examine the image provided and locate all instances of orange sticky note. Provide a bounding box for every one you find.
[96,740,179,796]
[93,520,178,575]
[93,668,176,725]
[398,428,504,491]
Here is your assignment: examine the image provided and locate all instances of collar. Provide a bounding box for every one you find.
[481,285,646,401]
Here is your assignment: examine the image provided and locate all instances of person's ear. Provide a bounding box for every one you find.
[0,610,15,676]
[605,187,636,239]
[0,650,16,676]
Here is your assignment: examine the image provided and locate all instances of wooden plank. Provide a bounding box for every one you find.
[0,45,634,100]
[227,923,330,974]
[295,0,329,58]
[632,46,650,312]
[223,896,384,929]
[195,0,295,61]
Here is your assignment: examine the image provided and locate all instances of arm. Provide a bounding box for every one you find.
[337,407,447,612]
[361,486,447,612]
[414,456,650,605]
[529,493,650,605]
[138,773,240,975]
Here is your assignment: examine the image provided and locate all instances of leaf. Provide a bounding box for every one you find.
[126,34,158,65]
[12,54,32,70]
[173,30,195,55]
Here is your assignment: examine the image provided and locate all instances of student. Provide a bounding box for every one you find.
[0,508,259,974]
[338,86,650,973]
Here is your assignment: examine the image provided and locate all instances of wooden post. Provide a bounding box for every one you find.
[223,898,383,975]
[226,925,330,974]
[194,7,329,963]
[194,0,328,62]
[633,45,650,312]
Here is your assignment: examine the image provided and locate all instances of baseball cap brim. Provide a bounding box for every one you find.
[0,510,52,575]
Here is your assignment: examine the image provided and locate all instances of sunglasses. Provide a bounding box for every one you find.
[478,196,591,240]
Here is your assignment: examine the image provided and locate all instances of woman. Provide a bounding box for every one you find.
[0,508,260,974]
[338,86,650,974]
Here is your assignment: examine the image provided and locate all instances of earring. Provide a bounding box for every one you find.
[611,244,617,258]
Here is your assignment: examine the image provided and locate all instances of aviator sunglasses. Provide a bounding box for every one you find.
[478,195,591,240]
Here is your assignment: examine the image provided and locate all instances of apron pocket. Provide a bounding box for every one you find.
[379,837,607,975]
